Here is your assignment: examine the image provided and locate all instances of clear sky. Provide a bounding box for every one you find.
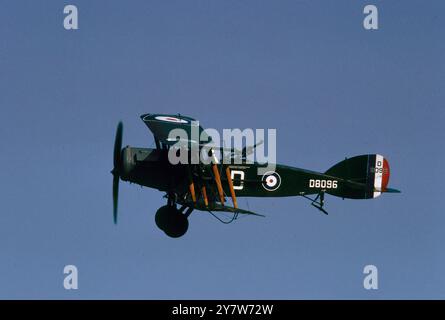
[1,0,444,299]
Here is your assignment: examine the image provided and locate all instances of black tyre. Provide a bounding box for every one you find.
[155,205,171,231]
[164,209,189,238]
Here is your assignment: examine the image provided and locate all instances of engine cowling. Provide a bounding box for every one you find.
[120,146,136,181]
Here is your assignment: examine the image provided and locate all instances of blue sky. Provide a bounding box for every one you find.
[0,0,444,299]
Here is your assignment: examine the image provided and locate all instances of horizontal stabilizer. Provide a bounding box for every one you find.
[380,187,401,193]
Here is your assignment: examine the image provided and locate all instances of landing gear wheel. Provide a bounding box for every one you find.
[164,210,189,238]
[155,205,189,238]
[155,205,171,231]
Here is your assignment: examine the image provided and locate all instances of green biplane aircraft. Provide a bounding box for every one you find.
[111,114,400,238]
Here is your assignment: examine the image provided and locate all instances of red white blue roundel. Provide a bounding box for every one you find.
[155,116,188,124]
[262,171,281,191]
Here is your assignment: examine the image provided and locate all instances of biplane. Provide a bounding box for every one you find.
[111,114,400,238]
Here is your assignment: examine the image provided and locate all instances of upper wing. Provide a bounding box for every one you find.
[140,113,262,161]
[140,113,211,147]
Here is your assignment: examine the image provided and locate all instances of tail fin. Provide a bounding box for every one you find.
[324,154,400,199]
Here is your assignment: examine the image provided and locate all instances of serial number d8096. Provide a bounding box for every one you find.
[309,179,338,189]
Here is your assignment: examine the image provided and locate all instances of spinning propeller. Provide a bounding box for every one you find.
[111,122,123,224]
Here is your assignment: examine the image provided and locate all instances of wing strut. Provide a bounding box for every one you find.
[189,181,197,203]
[201,185,209,207]
[187,167,197,203]
[210,150,225,205]
[225,167,238,209]
[212,164,225,205]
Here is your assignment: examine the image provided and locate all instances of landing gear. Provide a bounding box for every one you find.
[302,191,329,215]
[310,192,328,215]
[155,205,189,238]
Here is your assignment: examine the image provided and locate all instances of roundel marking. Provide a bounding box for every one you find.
[155,116,188,124]
[262,171,281,191]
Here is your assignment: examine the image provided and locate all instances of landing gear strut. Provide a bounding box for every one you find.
[302,191,329,215]
[155,199,191,238]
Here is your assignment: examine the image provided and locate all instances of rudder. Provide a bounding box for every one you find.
[324,154,391,199]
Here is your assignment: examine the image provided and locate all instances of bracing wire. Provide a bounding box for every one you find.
[208,210,239,224]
